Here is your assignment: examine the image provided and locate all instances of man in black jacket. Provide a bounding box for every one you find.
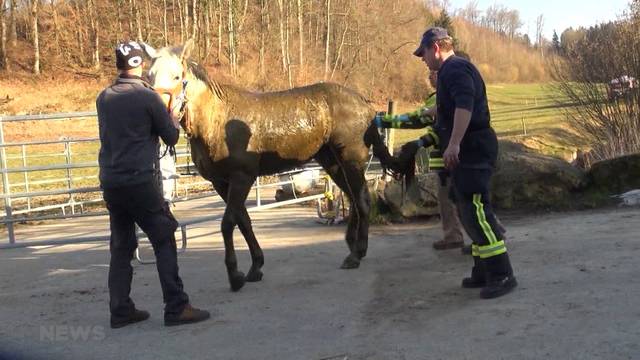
[413,28,517,299]
[97,41,209,328]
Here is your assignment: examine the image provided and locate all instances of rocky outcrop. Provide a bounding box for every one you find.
[491,141,586,209]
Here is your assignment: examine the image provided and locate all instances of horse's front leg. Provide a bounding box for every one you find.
[221,207,246,292]
[227,173,264,284]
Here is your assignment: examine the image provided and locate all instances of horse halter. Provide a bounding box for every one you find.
[154,68,191,137]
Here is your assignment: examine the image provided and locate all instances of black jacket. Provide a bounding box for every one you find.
[436,56,497,168]
[97,76,179,188]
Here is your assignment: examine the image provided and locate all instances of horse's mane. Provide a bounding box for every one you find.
[185,60,226,100]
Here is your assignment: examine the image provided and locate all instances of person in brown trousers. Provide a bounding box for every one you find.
[427,70,467,251]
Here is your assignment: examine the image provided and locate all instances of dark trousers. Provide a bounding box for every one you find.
[103,181,189,318]
[451,167,514,281]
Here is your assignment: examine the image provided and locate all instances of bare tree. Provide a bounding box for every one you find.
[88,0,100,70]
[550,17,640,162]
[330,11,348,81]
[217,0,222,63]
[259,0,266,77]
[297,0,304,69]
[323,0,330,80]
[49,0,62,57]
[0,0,7,70]
[191,0,197,40]
[228,0,238,76]
[276,0,287,73]
[162,0,168,45]
[536,14,544,57]
[8,0,15,47]
[30,0,40,75]
[459,0,480,25]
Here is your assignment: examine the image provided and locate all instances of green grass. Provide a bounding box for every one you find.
[394,83,576,146]
[0,136,196,212]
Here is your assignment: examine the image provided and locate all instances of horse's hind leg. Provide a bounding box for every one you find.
[339,162,370,261]
[315,146,370,269]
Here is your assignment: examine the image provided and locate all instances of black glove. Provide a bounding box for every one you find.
[418,134,436,148]
[399,140,421,158]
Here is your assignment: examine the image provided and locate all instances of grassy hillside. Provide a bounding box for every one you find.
[393,83,580,159]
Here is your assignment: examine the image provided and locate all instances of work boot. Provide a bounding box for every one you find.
[480,253,517,299]
[164,304,210,327]
[111,309,150,329]
[480,275,518,299]
[462,256,486,288]
[433,239,464,250]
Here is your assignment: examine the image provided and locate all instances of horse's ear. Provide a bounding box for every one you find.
[140,42,158,59]
[181,39,195,61]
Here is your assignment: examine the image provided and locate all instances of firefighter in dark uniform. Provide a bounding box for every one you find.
[97,41,210,328]
[412,27,517,298]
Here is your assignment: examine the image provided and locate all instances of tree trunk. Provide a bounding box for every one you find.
[324,0,331,80]
[330,17,348,80]
[88,0,100,70]
[72,1,85,66]
[30,0,39,75]
[134,0,143,40]
[277,0,286,73]
[171,0,177,41]
[217,0,222,63]
[297,0,304,69]
[285,0,292,86]
[115,0,124,37]
[228,0,237,76]
[163,0,168,45]
[191,0,197,41]
[203,1,212,61]
[1,0,7,70]
[8,0,15,47]
[259,0,266,78]
[144,0,151,41]
[128,0,134,36]
[183,0,189,40]
[50,0,61,58]
[177,0,184,42]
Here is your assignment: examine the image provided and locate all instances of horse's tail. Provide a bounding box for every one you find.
[364,122,396,173]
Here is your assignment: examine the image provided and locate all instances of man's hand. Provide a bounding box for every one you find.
[443,143,460,170]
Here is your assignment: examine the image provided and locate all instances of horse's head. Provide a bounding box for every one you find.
[144,40,195,135]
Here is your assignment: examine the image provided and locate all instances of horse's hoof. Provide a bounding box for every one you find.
[246,268,263,282]
[340,254,361,269]
[229,271,246,292]
[357,249,368,259]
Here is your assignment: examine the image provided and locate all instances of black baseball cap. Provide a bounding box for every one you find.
[115,41,145,70]
[413,27,450,57]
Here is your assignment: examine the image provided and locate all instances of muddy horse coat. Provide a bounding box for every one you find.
[146,41,392,291]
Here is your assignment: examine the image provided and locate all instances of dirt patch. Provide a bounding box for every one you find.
[0,206,639,359]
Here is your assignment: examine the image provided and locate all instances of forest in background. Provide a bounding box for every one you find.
[0,0,550,103]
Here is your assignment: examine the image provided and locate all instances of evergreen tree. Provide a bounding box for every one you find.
[433,9,459,48]
[552,30,561,53]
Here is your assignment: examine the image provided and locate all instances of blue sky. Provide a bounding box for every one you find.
[447,0,631,40]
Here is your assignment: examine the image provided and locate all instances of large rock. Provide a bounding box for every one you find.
[379,140,588,217]
[586,153,640,194]
[491,141,586,210]
[380,173,440,218]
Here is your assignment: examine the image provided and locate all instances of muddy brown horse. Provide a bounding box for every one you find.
[145,41,393,291]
